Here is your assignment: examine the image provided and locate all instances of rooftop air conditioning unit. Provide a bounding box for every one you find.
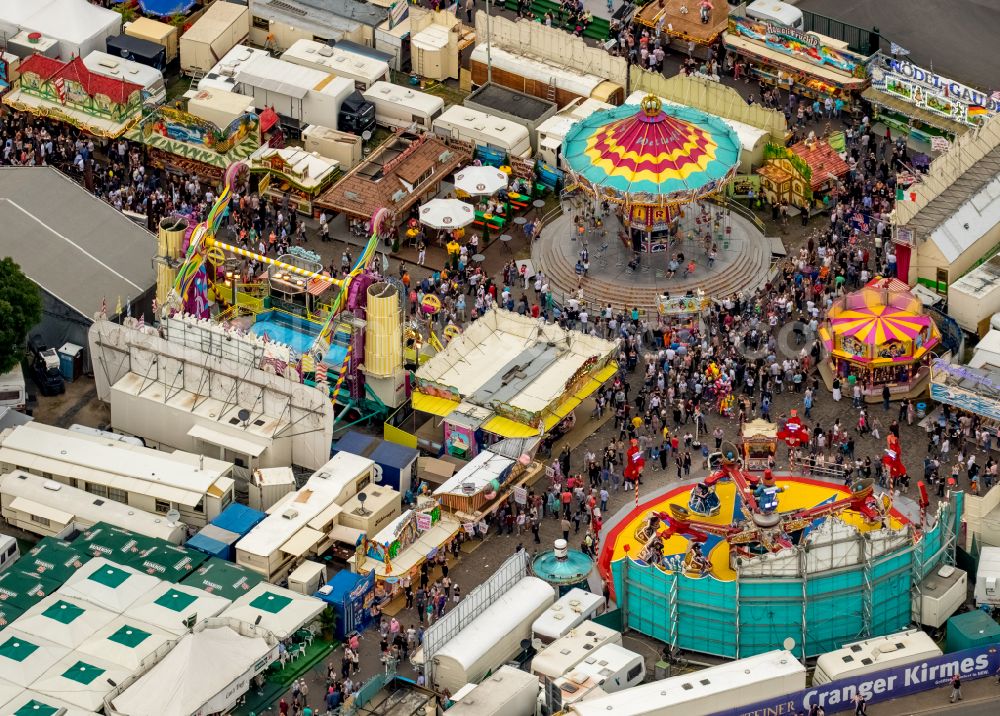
[282,509,299,520]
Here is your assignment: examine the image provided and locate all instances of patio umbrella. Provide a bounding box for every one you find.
[453,166,508,197]
[418,198,475,230]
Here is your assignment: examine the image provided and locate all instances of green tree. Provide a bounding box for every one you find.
[0,257,42,374]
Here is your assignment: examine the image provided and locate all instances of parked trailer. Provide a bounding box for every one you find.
[432,105,532,159]
[198,44,271,93]
[532,587,606,649]
[106,34,167,73]
[812,629,943,685]
[536,98,614,170]
[446,665,540,716]
[432,576,556,693]
[281,39,389,91]
[235,55,375,136]
[362,81,444,131]
[0,365,26,413]
[531,621,622,680]
[83,51,167,106]
[180,1,251,77]
[469,44,623,107]
[0,471,186,544]
[124,17,178,64]
[567,650,805,716]
[554,643,645,696]
[976,546,1000,608]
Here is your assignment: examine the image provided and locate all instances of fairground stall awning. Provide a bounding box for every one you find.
[563,96,740,204]
[862,87,968,136]
[220,584,324,639]
[124,582,232,636]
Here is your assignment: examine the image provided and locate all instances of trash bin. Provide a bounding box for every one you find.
[916,402,927,419]
[57,343,84,382]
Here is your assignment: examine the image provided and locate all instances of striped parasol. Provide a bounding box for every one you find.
[829,302,932,345]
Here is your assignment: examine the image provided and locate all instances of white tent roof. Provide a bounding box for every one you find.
[221,583,325,639]
[434,450,515,497]
[60,558,161,613]
[0,690,102,716]
[19,0,120,46]
[123,582,232,636]
[32,652,131,713]
[0,679,23,712]
[0,629,69,687]
[14,595,117,650]
[77,616,173,672]
[110,625,276,716]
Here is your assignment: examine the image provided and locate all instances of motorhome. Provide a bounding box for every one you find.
[812,629,944,685]
[531,621,622,680]
[0,535,18,574]
[235,452,378,582]
[568,650,805,716]
[432,105,532,159]
[745,0,805,29]
[0,471,186,543]
[0,422,235,528]
[83,50,167,106]
[362,81,444,130]
[281,39,390,91]
[0,365,26,413]
[532,588,607,649]
[553,643,645,699]
[234,54,375,136]
[432,576,555,693]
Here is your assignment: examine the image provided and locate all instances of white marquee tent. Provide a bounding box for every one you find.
[77,616,173,672]
[0,629,69,687]
[0,0,120,60]
[123,582,232,636]
[0,690,102,716]
[32,652,131,713]
[221,583,325,639]
[14,596,117,650]
[60,559,161,614]
[109,624,277,716]
[0,679,23,712]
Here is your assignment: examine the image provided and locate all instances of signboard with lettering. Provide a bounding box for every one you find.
[388,1,410,30]
[514,486,528,505]
[416,513,432,531]
[711,644,1000,716]
[727,17,867,76]
[869,55,998,127]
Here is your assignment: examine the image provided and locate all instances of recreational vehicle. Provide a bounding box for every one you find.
[432,576,556,693]
[745,0,805,29]
[83,51,167,106]
[531,621,622,680]
[235,54,375,136]
[469,44,624,107]
[0,471,186,543]
[432,105,532,159]
[0,422,235,528]
[281,39,390,91]
[553,643,645,697]
[568,650,805,716]
[812,629,944,685]
[235,452,378,582]
[446,666,541,716]
[362,81,444,130]
[532,588,606,649]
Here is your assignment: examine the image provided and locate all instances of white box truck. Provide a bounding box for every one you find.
[180,1,251,76]
[446,665,540,716]
[0,364,27,412]
[281,39,389,91]
[235,55,375,136]
[975,545,1000,608]
[432,576,555,693]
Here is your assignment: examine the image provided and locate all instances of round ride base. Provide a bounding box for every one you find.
[533,202,776,314]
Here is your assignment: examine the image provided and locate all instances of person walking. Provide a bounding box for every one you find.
[464,0,474,23]
[949,673,962,702]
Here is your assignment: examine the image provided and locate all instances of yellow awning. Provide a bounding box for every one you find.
[574,379,601,400]
[412,392,461,417]
[594,362,620,384]
[554,396,581,419]
[482,415,540,439]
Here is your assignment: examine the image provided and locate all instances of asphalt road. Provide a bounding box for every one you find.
[796,0,998,90]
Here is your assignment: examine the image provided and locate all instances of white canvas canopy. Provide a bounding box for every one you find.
[77,616,173,671]
[0,628,69,687]
[60,558,161,613]
[123,582,231,635]
[109,625,277,716]
[0,690,102,716]
[32,652,131,713]
[221,583,324,639]
[14,595,117,649]
[0,679,23,712]
[0,0,120,60]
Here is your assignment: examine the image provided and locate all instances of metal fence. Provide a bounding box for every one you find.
[422,550,530,684]
[802,11,883,55]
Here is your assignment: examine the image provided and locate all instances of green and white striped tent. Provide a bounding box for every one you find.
[12,596,116,650]
[77,616,173,671]
[59,558,160,614]
[0,690,102,716]
[221,582,325,639]
[123,582,231,636]
[0,678,23,712]
[31,652,131,713]
[0,629,69,687]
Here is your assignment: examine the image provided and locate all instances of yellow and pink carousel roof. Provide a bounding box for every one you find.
[563,95,740,203]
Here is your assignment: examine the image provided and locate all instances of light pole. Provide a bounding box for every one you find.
[486,0,493,84]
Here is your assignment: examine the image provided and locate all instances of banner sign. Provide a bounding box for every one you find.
[727,17,866,75]
[513,486,528,505]
[711,644,1000,716]
[869,55,998,127]
[931,136,952,152]
[388,0,409,29]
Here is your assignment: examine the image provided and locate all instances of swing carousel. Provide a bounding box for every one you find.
[562,94,741,253]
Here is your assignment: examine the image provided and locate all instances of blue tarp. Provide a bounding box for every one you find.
[138,0,195,16]
[333,431,377,458]
[370,441,418,471]
[186,532,233,561]
[211,503,267,537]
